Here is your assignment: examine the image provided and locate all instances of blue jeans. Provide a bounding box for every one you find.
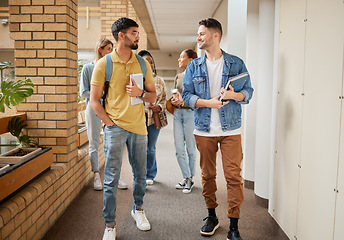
[102,124,147,227]
[85,103,101,172]
[146,124,160,180]
[173,108,197,179]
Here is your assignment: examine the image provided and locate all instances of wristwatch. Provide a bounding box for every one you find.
[140,90,146,98]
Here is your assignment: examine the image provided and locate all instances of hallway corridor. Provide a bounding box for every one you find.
[42,114,288,240]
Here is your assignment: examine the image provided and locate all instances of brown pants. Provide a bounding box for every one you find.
[195,134,244,219]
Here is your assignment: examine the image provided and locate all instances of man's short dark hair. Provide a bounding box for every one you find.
[199,18,222,39]
[111,17,139,41]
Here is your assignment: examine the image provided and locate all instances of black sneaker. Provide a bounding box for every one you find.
[227,228,242,240]
[182,178,194,194]
[200,216,219,236]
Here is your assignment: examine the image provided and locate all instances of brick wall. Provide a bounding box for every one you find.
[9,0,79,164]
[100,0,147,51]
[0,143,105,240]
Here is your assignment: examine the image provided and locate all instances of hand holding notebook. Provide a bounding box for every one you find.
[219,72,249,102]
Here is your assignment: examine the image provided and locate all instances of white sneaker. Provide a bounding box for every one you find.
[118,178,128,189]
[102,227,116,240]
[175,179,186,189]
[146,179,154,185]
[94,172,103,191]
[131,208,151,231]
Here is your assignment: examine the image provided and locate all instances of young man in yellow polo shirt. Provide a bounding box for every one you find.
[90,17,156,240]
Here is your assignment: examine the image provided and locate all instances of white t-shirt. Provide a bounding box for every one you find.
[194,55,241,137]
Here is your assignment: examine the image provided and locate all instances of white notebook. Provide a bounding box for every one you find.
[130,73,144,105]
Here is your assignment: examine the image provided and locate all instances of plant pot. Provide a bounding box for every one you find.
[0,147,42,164]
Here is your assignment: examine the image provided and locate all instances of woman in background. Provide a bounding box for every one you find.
[80,38,128,190]
[138,50,167,186]
[172,49,198,194]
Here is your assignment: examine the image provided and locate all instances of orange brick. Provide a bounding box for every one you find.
[32,0,54,5]
[15,49,36,58]
[44,6,68,14]
[16,103,38,112]
[10,32,32,41]
[0,207,12,226]
[9,23,20,32]
[9,5,19,14]
[32,14,55,22]
[1,219,15,239]
[33,32,55,40]
[9,14,31,23]
[21,23,43,32]
[37,86,56,94]
[37,121,56,129]
[44,59,67,67]
[15,67,37,76]
[45,95,67,103]
[26,111,44,120]
[26,59,43,67]
[29,77,44,85]
[45,77,67,85]
[26,222,37,239]
[26,94,44,103]
[38,103,56,112]
[44,41,68,49]
[38,68,55,76]
[25,41,44,49]
[46,129,68,137]
[44,23,68,32]
[26,120,38,128]
[37,50,55,58]
[14,58,25,67]
[38,137,57,145]
[21,6,43,14]
[21,216,32,234]
[27,129,45,137]
[45,112,67,120]
[14,210,26,228]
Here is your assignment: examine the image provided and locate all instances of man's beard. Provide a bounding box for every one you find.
[124,35,138,50]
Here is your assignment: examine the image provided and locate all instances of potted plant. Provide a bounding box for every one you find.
[0,77,42,163]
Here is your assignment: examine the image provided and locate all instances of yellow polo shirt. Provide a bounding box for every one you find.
[91,50,153,135]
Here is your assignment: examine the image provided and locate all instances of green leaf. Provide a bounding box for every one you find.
[0,78,34,112]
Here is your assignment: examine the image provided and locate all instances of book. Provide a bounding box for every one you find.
[130,73,144,105]
[220,72,249,101]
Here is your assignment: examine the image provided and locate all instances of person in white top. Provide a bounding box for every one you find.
[182,18,254,240]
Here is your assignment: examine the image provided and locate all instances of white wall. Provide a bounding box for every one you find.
[272,0,344,239]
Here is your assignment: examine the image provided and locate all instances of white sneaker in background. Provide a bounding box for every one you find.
[146,179,154,185]
[102,227,116,240]
[93,172,103,191]
[131,208,151,231]
[175,179,186,189]
[118,178,128,189]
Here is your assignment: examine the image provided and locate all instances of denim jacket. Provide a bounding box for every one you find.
[182,50,254,132]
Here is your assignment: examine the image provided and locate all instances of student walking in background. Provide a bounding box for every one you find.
[79,38,128,191]
[172,49,198,194]
[138,50,167,186]
[182,18,253,240]
[90,18,156,240]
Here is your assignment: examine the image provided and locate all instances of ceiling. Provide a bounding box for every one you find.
[131,0,223,53]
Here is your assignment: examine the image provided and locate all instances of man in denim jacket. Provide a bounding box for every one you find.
[182,18,253,240]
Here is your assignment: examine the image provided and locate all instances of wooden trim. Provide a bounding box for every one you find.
[0,7,9,11]
[0,13,9,17]
[0,148,53,202]
[0,113,26,136]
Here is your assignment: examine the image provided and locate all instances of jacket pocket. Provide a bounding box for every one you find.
[193,76,206,94]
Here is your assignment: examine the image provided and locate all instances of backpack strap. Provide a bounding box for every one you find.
[101,53,113,108]
[105,53,113,82]
[101,53,147,109]
[135,53,147,78]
